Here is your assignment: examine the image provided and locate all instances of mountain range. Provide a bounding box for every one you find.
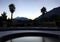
[14,7,60,21]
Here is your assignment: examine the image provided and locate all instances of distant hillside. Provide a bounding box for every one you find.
[14,17,31,21]
[35,7,60,21]
[44,7,60,17]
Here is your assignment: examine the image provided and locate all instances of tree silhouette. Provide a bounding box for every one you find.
[1,12,7,20]
[41,7,47,15]
[9,4,15,19]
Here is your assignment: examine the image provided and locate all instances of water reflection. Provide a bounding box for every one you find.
[6,36,60,42]
[6,36,43,42]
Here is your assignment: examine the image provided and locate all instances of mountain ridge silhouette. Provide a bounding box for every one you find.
[14,17,31,21]
[35,7,60,21]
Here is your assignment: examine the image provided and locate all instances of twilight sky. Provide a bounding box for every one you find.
[0,0,60,19]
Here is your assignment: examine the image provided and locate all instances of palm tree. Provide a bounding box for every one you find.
[9,4,15,19]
